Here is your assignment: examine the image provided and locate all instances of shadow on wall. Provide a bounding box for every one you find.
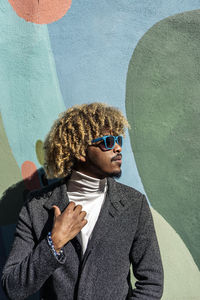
[0,169,50,300]
[0,168,49,226]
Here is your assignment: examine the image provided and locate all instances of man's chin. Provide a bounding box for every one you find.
[109,170,122,179]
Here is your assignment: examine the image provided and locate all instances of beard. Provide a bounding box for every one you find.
[109,170,122,179]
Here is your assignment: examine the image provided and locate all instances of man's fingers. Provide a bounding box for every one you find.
[61,202,76,216]
[67,201,76,210]
[67,202,83,214]
[73,204,83,214]
[52,205,61,218]
[81,218,88,227]
[79,210,87,220]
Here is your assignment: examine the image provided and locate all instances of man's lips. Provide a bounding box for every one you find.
[111,154,122,162]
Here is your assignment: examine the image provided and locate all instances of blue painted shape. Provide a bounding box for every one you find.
[47,0,200,192]
[0,0,65,170]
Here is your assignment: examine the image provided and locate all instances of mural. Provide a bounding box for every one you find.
[0,0,200,299]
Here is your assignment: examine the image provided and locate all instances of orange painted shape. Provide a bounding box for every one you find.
[8,0,72,24]
[21,161,41,190]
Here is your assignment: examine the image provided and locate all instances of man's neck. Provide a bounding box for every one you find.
[67,170,107,194]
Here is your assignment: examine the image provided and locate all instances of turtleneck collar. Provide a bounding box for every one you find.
[67,170,107,194]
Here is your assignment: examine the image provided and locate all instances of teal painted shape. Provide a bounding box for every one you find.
[126,10,200,268]
[0,0,65,169]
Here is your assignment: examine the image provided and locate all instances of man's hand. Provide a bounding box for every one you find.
[51,202,87,252]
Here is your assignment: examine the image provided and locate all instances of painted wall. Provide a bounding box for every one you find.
[0,0,200,299]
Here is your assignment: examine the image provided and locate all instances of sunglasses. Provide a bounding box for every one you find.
[91,135,123,150]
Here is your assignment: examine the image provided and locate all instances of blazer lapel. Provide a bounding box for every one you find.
[83,177,126,255]
[43,180,69,212]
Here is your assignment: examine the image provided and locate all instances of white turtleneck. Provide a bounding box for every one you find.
[67,170,107,254]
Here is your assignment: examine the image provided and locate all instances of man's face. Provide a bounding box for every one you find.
[78,134,122,179]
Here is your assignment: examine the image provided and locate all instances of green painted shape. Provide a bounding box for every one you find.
[131,209,200,299]
[152,208,200,299]
[126,10,200,269]
[0,113,25,225]
[36,140,44,166]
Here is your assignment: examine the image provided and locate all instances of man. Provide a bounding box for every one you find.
[2,102,163,299]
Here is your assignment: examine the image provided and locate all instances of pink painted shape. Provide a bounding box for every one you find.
[21,161,41,190]
[8,0,72,24]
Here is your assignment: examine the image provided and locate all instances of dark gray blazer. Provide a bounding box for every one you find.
[2,177,163,300]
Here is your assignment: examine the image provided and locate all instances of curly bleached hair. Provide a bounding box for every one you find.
[44,102,130,178]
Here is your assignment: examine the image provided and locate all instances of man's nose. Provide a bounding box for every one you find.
[113,142,122,152]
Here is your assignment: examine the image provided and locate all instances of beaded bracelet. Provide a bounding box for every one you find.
[47,232,64,260]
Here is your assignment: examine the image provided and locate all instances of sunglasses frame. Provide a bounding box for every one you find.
[91,135,123,150]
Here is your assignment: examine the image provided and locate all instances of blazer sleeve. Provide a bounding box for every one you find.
[129,195,164,299]
[1,202,66,300]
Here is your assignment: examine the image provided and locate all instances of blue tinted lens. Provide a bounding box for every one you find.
[117,136,123,147]
[105,136,115,149]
